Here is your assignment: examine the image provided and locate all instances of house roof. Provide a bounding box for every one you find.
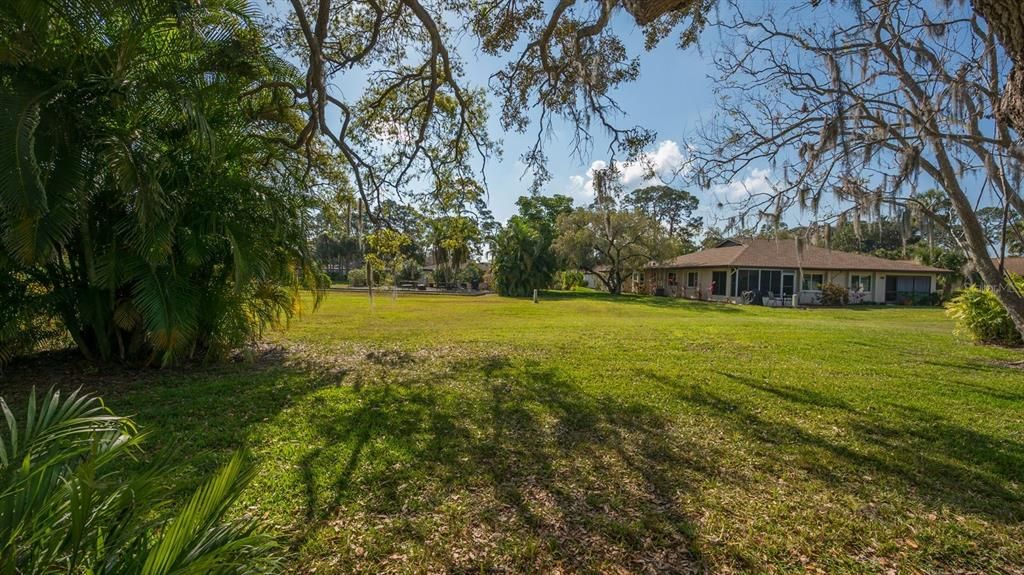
[650,238,948,273]
[995,257,1024,276]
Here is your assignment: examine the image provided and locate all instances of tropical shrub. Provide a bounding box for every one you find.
[0,0,328,366]
[432,268,454,288]
[395,260,422,284]
[348,268,368,287]
[0,270,69,365]
[460,263,483,287]
[819,283,850,306]
[946,277,1024,345]
[0,388,280,573]
[492,195,573,297]
[492,219,551,296]
[559,270,584,290]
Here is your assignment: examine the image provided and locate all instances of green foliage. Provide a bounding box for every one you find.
[829,218,917,256]
[514,195,576,236]
[492,221,547,296]
[946,277,1024,345]
[395,260,422,284]
[977,206,1024,256]
[366,229,412,283]
[625,185,702,248]
[912,245,967,293]
[558,270,585,290]
[0,0,328,366]
[553,206,680,294]
[0,388,280,573]
[428,215,482,284]
[347,268,368,287]
[0,269,68,365]
[460,262,483,285]
[492,196,574,297]
[820,283,850,306]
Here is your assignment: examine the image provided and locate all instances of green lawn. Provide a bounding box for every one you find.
[9,292,1024,573]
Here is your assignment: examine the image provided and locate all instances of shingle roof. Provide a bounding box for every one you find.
[650,238,948,273]
[995,257,1024,276]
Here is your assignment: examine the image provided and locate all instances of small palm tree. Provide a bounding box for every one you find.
[0,0,327,367]
[0,388,280,574]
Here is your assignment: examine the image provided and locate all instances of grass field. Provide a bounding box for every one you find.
[7,291,1024,573]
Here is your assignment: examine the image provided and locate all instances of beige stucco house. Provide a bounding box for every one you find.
[643,238,948,305]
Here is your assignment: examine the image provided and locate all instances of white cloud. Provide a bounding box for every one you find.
[619,140,688,188]
[711,168,774,204]
[564,140,688,201]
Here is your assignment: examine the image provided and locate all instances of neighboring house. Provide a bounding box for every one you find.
[994,257,1024,277]
[960,257,1024,288]
[645,238,948,305]
[582,266,644,293]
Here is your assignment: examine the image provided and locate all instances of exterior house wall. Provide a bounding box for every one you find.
[644,238,945,306]
[871,272,885,302]
[646,265,939,306]
[653,268,732,301]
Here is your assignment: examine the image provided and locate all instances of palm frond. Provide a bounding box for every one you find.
[0,388,280,573]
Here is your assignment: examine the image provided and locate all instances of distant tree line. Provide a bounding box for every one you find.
[492,166,704,296]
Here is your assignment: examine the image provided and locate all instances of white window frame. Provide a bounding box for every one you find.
[850,274,872,292]
[802,273,824,291]
[686,271,699,288]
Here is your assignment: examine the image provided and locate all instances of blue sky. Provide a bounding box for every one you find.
[456,18,723,223]
[264,0,739,225]
[263,0,1015,257]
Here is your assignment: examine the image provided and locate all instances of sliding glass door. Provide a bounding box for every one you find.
[885,275,932,305]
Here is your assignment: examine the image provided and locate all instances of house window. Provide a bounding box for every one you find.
[686,271,699,288]
[850,274,872,292]
[712,271,727,295]
[736,269,759,295]
[667,272,677,286]
[802,273,824,291]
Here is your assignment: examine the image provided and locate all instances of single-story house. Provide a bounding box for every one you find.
[644,238,949,305]
[582,266,644,293]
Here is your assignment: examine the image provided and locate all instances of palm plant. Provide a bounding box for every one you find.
[0,0,328,366]
[492,218,548,297]
[0,387,280,573]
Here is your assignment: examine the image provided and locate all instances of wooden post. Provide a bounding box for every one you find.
[532,289,539,303]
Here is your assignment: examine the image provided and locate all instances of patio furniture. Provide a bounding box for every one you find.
[764,292,788,307]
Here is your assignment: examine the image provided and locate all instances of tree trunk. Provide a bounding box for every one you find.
[609,269,622,294]
[973,0,1024,131]
[933,141,1024,338]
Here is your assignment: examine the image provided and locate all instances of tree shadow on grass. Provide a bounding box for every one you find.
[293,355,712,573]
[655,369,1024,524]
